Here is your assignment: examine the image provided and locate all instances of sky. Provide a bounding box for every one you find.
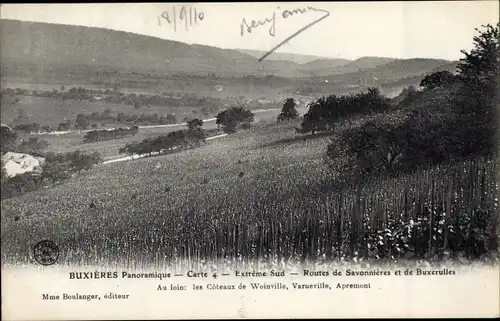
[1,1,498,61]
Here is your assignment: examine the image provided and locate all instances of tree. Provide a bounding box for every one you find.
[0,161,7,180]
[300,96,332,135]
[166,114,177,124]
[57,120,72,132]
[300,89,391,135]
[74,114,91,130]
[90,151,103,164]
[456,23,499,91]
[185,127,207,147]
[18,137,50,154]
[2,172,41,198]
[187,118,203,130]
[134,101,141,109]
[216,107,255,133]
[325,23,500,181]
[0,161,9,198]
[420,71,457,90]
[14,123,41,134]
[42,161,71,186]
[396,85,420,105]
[69,150,101,173]
[453,23,499,155]
[277,98,299,122]
[120,128,207,156]
[0,126,17,154]
[331,120,409,177]
[301,107,322,135]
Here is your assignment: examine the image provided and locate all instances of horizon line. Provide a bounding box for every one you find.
[1,17,461,62]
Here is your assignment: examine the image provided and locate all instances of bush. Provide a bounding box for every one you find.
[1,172,42,199]
[13,123,41,134]
[57,120,72,132]
[277,98,299,122]
[83,127,138,143]
[216,107,254,134]
[187,118,203,130]
[1,149,101,198]
[420,71,459,91]
[120,128,206,156]
[17,137,50,154]
[300,87,391,135]
[452,23,499,156]
[326,23,499,179]
[0,126,17,153]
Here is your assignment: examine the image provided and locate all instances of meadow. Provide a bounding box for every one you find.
[1,94,213,127]
[20,125,221,160]
[1,72,290,107]
[13,107,285,160]
[1,112,497,270]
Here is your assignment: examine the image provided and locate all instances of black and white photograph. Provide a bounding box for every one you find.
[0,1,499,318]
[1,0,499,269]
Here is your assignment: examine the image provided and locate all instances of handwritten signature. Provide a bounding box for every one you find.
[158,5,205,32]
[240,6,330,62]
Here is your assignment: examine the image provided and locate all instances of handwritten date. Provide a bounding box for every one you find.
[158,5,205,32]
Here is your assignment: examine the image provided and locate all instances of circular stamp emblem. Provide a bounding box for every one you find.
[33,240,59,266]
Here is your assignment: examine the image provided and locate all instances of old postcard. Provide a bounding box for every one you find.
[1,1,499,319]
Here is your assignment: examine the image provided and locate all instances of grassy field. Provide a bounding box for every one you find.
[27,126,226,160]
[20,126,214,160]
[0,95,216,127]
[23,131,185,160]
[14,107,288,160]
[1,75,290,103]
[1,112,497,269]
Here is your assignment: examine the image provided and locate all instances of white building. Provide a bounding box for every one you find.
[1,152,45,178]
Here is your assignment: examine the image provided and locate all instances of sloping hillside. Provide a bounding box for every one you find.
[297,58,353,76]
[381,60,459,88]
[428,60,459,73]
[321,58,456,85]
[1,19,456,85]
[0,19,301,77]
[329,56,398,74]
[0,19,347,79]
[236,48,335,64]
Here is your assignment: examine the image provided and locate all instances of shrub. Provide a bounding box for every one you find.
[300,87,391,135]
[277,98,299,122]
[216,107,254,134]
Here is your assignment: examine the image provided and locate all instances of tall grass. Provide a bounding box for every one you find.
[1,123,498,269]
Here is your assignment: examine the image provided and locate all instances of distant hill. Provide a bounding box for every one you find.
[296,58,353,77]
[328,57,398,74]
[1,19,456,84]
[428,60,459,74]
[236,49,338,64]
[0,19,303,78]
[380,60,459,89]
[321,58,457,86]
